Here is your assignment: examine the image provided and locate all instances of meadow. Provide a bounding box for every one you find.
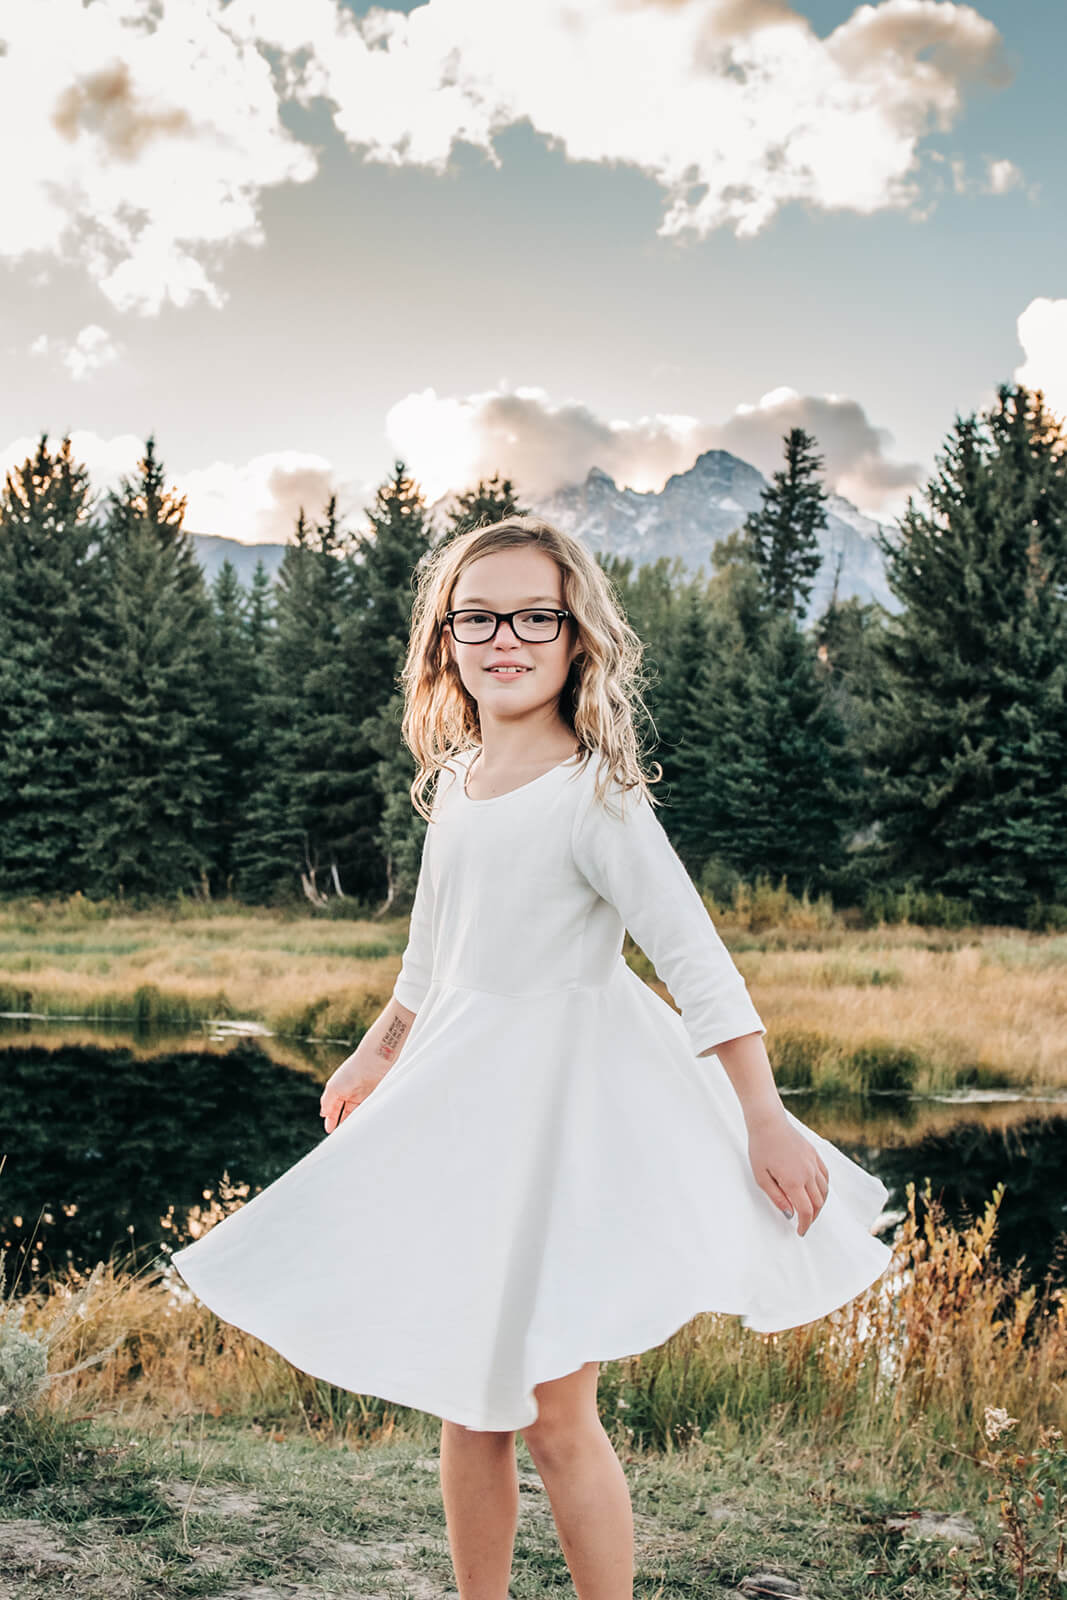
[2,1179,1065,1598]
[3,887,1067,1597]
[1,886,1065,1092]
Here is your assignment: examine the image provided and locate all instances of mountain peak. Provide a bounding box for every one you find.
[585,465,616,486]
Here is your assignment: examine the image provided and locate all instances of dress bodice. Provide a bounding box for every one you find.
[393,747,765,1057]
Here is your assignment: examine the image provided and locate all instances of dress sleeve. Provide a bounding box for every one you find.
[571,775,765,1057]
[391,769,448,1013]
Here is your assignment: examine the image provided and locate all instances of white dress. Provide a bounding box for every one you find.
[171,747,893,1431]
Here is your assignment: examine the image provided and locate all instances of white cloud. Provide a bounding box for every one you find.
[717,385,923,512]
[1,0,1016,315]
[0,430,149,501]
[230,0,1013,240]
[0,432,373,544]
[950,152,1025,196]
[180,450,371,544]
[985,157,1023,195]
[0,0,316,314]
[1014,298,1067,422]
[30,324,121,380]
[385,380,923,517]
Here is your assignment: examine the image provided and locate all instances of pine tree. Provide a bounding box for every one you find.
[813,592,891,797]
[104,433,201,588]
[227,559,276,899]
[72,441,222,900]
[650,582,717,866]
[708,523,765,650]
[350,462,438,906]
[236,500,360,905]
[246,559,274,657]
[694,606,860,895]
[862,384,1067,921]
[741,427,828,619]
[204,560,260,896]
[444,471,528,542]
[597,552,681,767]
[0,434,103,896]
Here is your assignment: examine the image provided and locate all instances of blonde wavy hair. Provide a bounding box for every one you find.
[399,515,663,822]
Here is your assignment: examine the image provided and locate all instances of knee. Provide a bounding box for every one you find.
[520,1362,602,1466]
[520,1410,597,1468]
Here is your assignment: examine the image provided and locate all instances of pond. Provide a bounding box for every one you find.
[2,1019,1065,1300]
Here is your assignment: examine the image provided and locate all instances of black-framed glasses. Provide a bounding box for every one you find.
[444,608,572,644]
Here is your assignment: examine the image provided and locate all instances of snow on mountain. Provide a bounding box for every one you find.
[188,447,901,624]
[429,448,900,622]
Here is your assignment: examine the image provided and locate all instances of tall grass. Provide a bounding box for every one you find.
[8,1181,1064,1470]
[4,891,1067,1085]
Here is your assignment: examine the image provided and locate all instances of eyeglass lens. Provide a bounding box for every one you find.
[452,610,560,642]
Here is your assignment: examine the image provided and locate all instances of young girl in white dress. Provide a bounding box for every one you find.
[172,514,892,1600]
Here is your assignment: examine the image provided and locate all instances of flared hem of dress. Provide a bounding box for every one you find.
[171,1219,893,1433]
[169,966,895,1433]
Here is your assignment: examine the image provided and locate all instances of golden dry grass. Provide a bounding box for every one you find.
[10,1180,1065,1460]
[2,896,1066,1087]
[740,939,1067,1087]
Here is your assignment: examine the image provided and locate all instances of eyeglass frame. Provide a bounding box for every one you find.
[443,607,573,644]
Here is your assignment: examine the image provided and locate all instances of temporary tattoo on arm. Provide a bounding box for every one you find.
[377,1011,410,1062]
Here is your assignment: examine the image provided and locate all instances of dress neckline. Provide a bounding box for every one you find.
[462,746,584,805]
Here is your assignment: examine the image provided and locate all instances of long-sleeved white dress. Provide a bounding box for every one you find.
[171,746,893,1431]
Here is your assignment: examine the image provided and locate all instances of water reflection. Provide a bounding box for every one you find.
[1,1038,328,1286]
[2,1031,1065,1298]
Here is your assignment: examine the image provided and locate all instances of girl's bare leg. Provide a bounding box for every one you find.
[520,1361,634,1600]
[439,1420,519,1600]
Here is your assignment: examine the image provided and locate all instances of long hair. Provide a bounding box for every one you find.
[399,515,663,822]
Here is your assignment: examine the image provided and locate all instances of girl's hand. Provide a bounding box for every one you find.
[746,1112,830,1236]
[319,1055,389,1134]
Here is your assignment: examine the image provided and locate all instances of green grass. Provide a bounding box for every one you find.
[0,1406,1033,1600]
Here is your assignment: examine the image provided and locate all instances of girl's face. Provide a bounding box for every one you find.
[446,547,582,728]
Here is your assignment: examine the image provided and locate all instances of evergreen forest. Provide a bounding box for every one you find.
[1,383,1065,930]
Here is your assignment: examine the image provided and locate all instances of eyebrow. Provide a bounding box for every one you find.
[454,595,561,606]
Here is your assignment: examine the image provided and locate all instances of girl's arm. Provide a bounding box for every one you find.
[706,1031,787,1129]
[320,996,418,1133]
[570,775,766,1058]
[323,774,443,1133]
[571,776,829,1233]
[392,811,439,1014]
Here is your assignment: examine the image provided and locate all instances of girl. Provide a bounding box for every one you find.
[172,515,892,1600]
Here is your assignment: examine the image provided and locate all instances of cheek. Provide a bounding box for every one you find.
[547,640,576,681]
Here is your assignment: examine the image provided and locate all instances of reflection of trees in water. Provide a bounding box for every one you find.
[850,1114,1067,1294]
[3,1042,1065,1300]
[1,1042,322,1289]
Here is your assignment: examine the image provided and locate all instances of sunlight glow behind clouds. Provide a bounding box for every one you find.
[385,381,922,516]
[1014,299,1067,423]
[1,0,1015,315]
[0,0,316,314]
[180,451,367,544]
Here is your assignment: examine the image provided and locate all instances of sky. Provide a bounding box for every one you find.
[3,0,1066,544]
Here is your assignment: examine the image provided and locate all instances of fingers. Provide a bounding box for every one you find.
[321,1094,360,1134]
[320,1095,347,1134]
[768,1166,831,1236]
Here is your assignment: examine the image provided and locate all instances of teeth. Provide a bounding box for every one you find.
[490,667,527,673]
